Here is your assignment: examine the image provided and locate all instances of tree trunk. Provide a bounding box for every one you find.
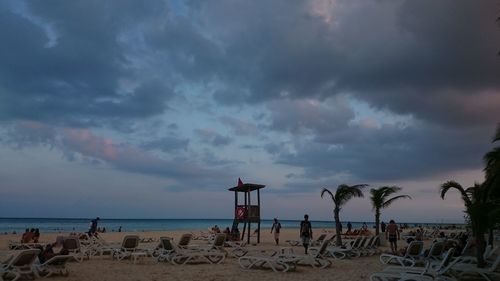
[334,207,342,246]
[475,232,486,268]
[375,209,380,236]
[488,228,494,246]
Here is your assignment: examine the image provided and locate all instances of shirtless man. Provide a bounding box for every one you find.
[386,220,400,254]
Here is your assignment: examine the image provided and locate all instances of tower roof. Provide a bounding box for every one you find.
[228,183,265,192]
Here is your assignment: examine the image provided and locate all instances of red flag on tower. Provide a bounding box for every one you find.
[238,178,244,187]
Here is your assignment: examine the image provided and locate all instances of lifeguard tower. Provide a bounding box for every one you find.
[228,179,265,244]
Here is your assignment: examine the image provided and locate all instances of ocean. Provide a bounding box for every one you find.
[0,218,461,234]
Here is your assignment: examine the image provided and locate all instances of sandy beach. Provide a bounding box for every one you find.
[0,228,396,281]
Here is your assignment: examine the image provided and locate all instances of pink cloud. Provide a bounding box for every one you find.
[62,129,118,161]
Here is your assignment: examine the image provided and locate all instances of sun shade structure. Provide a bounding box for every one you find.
[229,179,265,244]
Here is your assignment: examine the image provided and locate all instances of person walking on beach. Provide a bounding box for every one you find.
[386,219,400,254]
[381,221,387,233]
[88,217,100,236]
[347,222,352,234]
[300,214,313,254]
[270,218,282,245]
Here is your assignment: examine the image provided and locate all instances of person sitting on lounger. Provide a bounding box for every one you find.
[33,228,40,243]
[38,240,70,264]
[223,227,231,241]
[231,227,240,241]
[21,228,32,243]
[212,225,221,233]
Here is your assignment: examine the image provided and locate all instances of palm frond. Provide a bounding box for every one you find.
[493,123,500,143]
[321,188,335,201]
[381,195,412,208]
[336,184,366,206]
[440,180,472,206]
[370,186,403,209]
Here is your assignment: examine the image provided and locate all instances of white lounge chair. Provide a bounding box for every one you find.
[380,241,424,267]
[177,233,193,249]
[156,237,178,262]
[34,255,74,277]
[63,236,89,262]
[326,236,362,259]
[112,235,140,260]
[239,254,298,272]
[169,234,227,265]
[1,249,40,281]
[451,253,500,281]
[371,248,459,281]
[224,240,248,258]
[279,239,332,269]
[285,233,327,247]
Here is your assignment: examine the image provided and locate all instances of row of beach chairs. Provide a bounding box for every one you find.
[371,240,500,281]
[238,234,384,273]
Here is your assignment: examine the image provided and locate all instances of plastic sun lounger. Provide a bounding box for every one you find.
[34,255,74,277]
[379,241,424,267]
[1,249,40,281]
[239,255,298,272]
[279,239,332,269]
[112,235,140,260]
[167,234,227,265]
[370,249,459,281]
[450,253,500,281]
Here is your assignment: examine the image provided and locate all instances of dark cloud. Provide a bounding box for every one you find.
[269,122,495,182]
[0,1,177,126]
[219,116,258,136]
[1,0,498,191]
[190,0,500,127]
[194,128,232,146]
[141,136,189,152]
[266,97,354,134]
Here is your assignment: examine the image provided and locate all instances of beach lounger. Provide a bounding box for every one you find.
[156,237,178,262]
[112,235,140,260]
[357,236,375,256]
[177,233,193,249]
[285,233,327,247]
[1,249,40,281]
[379,241,424,267]
[148,235,191,258]
[423,241,445,262]
[365,235,382,256]
[279,239,332,269]
[370,249,459,281]
[34,255,74,277]
[450,253,500,281]
[224,241,248,258]
[63,236,89,262]
[169,234,227,265]
[325,236,362,259]
[239,255,298,272]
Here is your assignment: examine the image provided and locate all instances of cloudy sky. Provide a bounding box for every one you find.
[1,0,499,223]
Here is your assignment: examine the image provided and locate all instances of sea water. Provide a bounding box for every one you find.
[0,218,461,234]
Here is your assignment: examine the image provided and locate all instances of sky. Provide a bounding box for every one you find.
[1,0,499,223]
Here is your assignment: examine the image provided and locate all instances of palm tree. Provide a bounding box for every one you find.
[484,124,500,197]
[483,124,500,244]
[440,181,493,268]
[321,184,368,246]
[370,186,411,235]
